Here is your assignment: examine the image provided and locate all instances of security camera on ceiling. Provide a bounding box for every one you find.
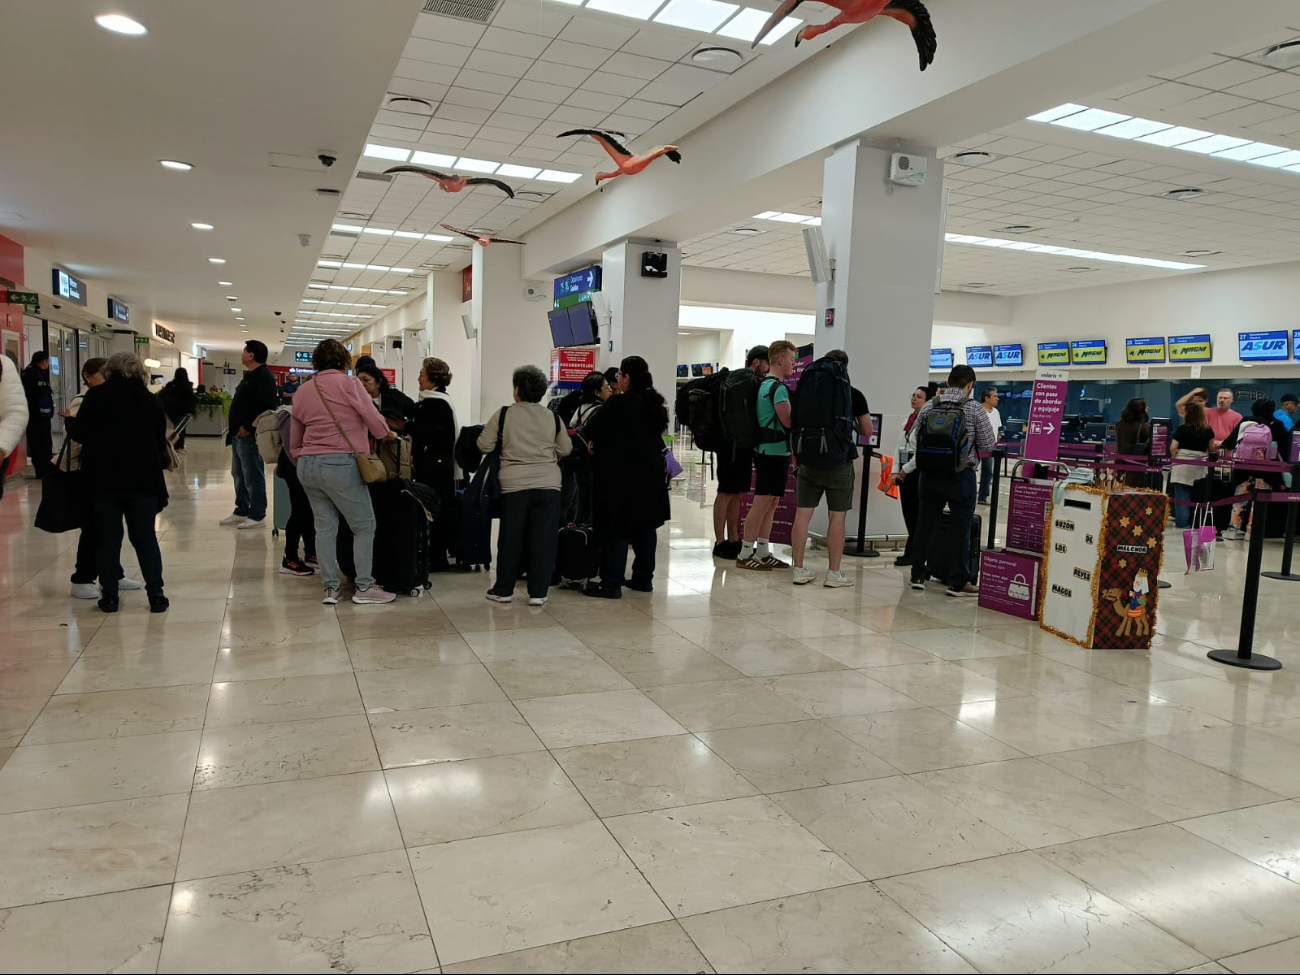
[318,154,337,168]
[298,234,311,247]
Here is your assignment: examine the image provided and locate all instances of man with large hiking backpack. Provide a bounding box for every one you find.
[900,364,994,598]
[736,341,797,570]
[711,345,770,558]
[789,350,873,588]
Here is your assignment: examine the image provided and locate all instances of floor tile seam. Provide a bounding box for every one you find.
[0,880,175,915]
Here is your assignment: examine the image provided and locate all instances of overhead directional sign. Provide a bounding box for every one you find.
[1239,330,1289,362]
[1024,368,1069,463]
[1168,334,1211,362]
[554,266,601,300]
[1038,342,1069,366]
[1125,336,1166,364]
[1070,339,1107,365]
[930,348,954,370]
[5,290,38,314]
[994,344,1023,367]
[966,345,992,368]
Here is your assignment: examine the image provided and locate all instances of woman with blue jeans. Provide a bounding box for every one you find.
[1169,402,1216,529]
[288,339,398,605]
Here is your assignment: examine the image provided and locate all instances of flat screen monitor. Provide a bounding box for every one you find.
[676,364,688,378]
[547,307,572,348]
[930,348,954,370]
[566,301,598,346]
[1239,330,1289,362]
[690,363,715,377]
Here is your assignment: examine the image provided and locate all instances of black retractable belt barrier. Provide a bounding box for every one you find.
[844,448,879,558]
[1207,489,1282,671]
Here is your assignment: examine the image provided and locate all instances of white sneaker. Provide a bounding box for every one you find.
[528,596,548,606]
[792,566,817,586]
[322,588,340,605]
[70,582,99,599]
[118,578,143,590]
[824,570,854,588]
[237,518,266,530]
[485,591,513,603]
[219,513,245,526]
[1222,528,1247,540]
[353,585,396,604]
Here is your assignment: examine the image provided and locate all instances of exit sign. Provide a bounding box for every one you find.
[5,290,38,314]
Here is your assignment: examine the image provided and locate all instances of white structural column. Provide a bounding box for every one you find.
[600,240,680,414]
[471,242,554,423]
[816,140,946,543]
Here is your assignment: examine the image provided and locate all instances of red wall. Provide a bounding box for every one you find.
[1,232,27,473]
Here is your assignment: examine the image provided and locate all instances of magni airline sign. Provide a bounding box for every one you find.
[1167,334,1211,362]
[1125,337,1166,364]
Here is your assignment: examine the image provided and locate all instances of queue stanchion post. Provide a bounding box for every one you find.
[986,449,1002,550]
[1261,482,1300,583]
[844,448,880,558]
[1208,489,1282,671]
[1157,454,1173,589]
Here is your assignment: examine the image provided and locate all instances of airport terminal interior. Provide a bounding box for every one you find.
[5,1,1300,972]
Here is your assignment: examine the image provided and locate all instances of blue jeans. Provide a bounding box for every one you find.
[911,467,978,589]
[601,528,659,591]
[1172,481,1202,528]
[230,435,267,520]
[297,453,376,590]
[978,455,994,502]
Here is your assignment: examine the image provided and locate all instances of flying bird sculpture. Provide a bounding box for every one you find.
[384,165,515,198]
[440,223,525,248]
[752,0,936,71]
[556,128,681,184]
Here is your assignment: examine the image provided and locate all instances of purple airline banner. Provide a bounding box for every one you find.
[978,551,1042,620]
[1023,369,1068,463]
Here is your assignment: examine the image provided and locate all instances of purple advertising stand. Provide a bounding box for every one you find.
[978,550,1042,620]
[1023,369,1068,464]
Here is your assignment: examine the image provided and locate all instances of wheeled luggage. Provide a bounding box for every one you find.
[555,524,601,588]
[456,484,492,570]
[924,511,983,586]
[271,472,291,535]
[336,479,439,596]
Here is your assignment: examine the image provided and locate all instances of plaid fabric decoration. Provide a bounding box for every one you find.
[1092,490,1167,650]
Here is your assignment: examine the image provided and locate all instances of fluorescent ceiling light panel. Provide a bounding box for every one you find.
[497,163,542,178]
[758,16,801,44]
[1135,125,1213,147]
[769,212,809,222]
[159,159,192,171]
[1026,103,1087,123]
[716,7,769,41]
[343,262,366,269]
[393,230,426,239]
[1093,117,1170,140]
[364,143,411,162]
[331,223,364,233]
[1213,142,1289,161]
[752,210,780,219]
[308,283,408,294]
[654,0,739,32]
[425,234,455,242]
[944,232,1204,271]
[217,280,233,286]
[1174,134,1251,154]
[229,308,241,313]
[538,169,582,182]
[803,216,822,226]
[361,228,395,236]
[1053,108,1129,131]
[586,0,667,21]
[318,260,343,268]
[207,257,225,264]
[410,150,457,167]
[455,157,499,173]
[190,222,214,230]
[96,14,148,35]
[1252,149,1300,168]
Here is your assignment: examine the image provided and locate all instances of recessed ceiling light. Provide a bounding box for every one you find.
[945,233,1205,271]
[1026,103,1087,122]
[387,95,433,113]
[1261,39,1300,68]
[1183,249,1221,257]
[515,190,552,202]
[585,0,666,21]
[1162,187,1206,200]
[230,307,242,313]
[235,317,245,321]
[331,223,364,233]
[363,143,410,162]
[410,150,457,167]
[1053,108,1129,132]
[455,157,500,174]
[947,151,997,166]
[95,13,147,35]
[1066,267,1098,273]
[1001,225,1034,234]
[207,257,226,264]
[160,160,193,171]
[361,227,395,236]
[537,170,582,183]
[190,222,214,231]
[654,0,739,34]
[730,228,763,236]
[715,7,772,42]
[225,295,238,300]
[497,163,542,179]
[691,45,744,66]
[959,282,990,288]
[217,280,233,286]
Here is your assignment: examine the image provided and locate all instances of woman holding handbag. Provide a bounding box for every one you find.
[289,340,398,606]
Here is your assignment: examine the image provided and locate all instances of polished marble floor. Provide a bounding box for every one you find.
[2,439,1300,973]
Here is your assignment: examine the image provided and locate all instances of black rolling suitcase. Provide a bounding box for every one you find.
[336,479,439,596]
[924,511,982,585]
[554,525,601,588]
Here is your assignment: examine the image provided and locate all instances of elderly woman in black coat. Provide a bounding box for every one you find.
[582,356,671,598]
[74,352,171,614]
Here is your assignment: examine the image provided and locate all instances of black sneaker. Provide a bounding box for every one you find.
[910,579,926,592]
[894,556,914,567]
[713,540,742,559]
[280,557,315,576]
[148,592,170,613]
[625,580,654,593]
[583,586,622,599]
[98,595,120,613]
[305,554,319,566]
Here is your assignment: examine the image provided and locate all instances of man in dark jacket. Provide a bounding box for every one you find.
[22,350,55,477]
[220,340,277,529]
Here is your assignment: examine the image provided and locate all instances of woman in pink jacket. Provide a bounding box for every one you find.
[289,340,397,605]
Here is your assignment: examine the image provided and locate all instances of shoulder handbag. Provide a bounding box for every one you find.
[314,379,388,484]
[35,439,82,533]
[468,406,508,518]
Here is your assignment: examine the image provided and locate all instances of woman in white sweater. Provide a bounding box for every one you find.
[0,353,28,501]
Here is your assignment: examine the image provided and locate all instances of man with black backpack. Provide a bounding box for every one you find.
[712,345,770,558]
[901,364,994,598]
[736,340,797,570]
[789,350,872,588]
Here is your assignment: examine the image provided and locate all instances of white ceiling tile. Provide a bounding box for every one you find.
[477,125,526,144]
[369,124,422,143]
[565,89,627,112]
[403,37,473,67]
[374,108,429,130]
[1120,81,1213,110]
[1226,71,1300,101]
[618,98,676,122]
[396,59,460,85]
[598,115,649,137]
[1211,102,1296,127]
[510,79,574,103]
[436,103,493,124]
[464,49,534,78]
[557,18,639,50]
[388,80,450,102]
[582,71,646,97]
[499,94,564,117]
[1152,54,1230,80]
[488,112,543,133]
[444,86,506,110]
[550,105,611,126]
[656,63,727,93]
[411,12,486,46]
[1179,60,1276,89]
[1267,89,1300,111]
[619,29,698,61]
[424,116,483,138]
[540,38,612,70]
[478,26,552,58]
[526,59,599,87]
[453,68,518,95]
[1177,91,1255,118]
[601,51,673,80]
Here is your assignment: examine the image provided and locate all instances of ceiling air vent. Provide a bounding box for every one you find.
[421,0,500,25]
[355,170,394,182]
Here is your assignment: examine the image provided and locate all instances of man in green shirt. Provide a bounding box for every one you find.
[738,340,796,570]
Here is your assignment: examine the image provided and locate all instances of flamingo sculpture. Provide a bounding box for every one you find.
[383,165,515,198]
[752,0,937,71]
[440,223,524,248]
[556,128,681,184]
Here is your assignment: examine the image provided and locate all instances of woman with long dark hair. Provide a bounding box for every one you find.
[1169,401,1215,528]
[159,366,197,451]
[357,362,417,422]
[21,350,54,476]
[1115,397,1153,489]
[891,384,936,567]
[582,356,671,597]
